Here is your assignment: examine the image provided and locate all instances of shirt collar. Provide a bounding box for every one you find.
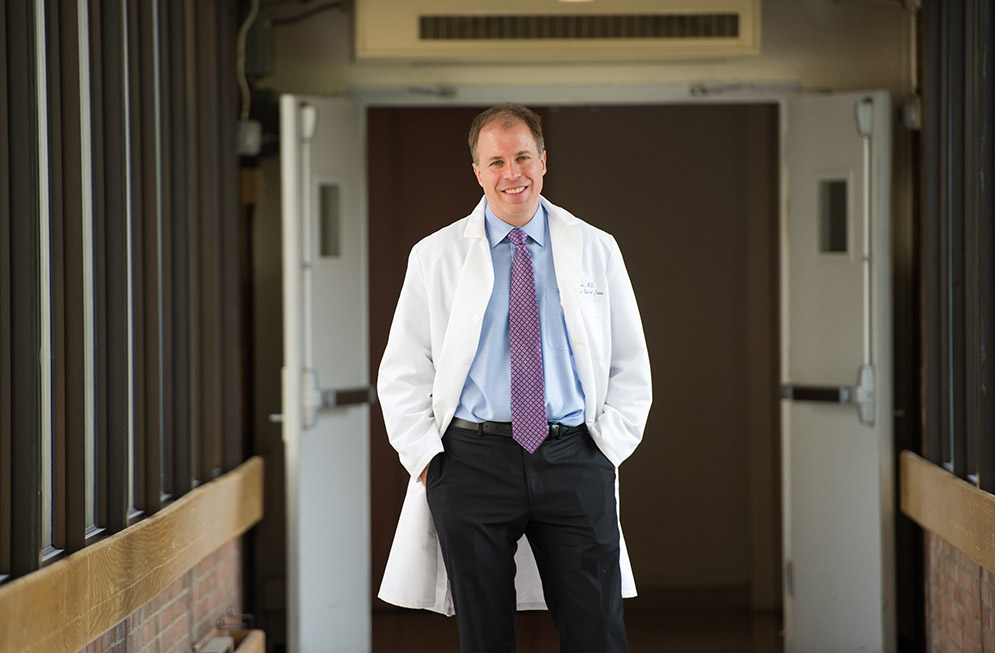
[484,201,546,249]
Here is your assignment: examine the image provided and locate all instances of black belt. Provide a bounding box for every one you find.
[449,417,586,440]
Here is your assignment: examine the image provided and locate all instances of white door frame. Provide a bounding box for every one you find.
[348,82,893,638]
[353,80,795,607]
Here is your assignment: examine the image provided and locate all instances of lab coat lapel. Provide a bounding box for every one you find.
[546,199,597,410]
[433,199,493,429]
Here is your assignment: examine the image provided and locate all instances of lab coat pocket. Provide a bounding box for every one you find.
[578,294,606,362]
[544,288,570,351]
[579,294,605,334]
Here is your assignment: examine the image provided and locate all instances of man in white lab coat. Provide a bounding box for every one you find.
[377,103,652,652]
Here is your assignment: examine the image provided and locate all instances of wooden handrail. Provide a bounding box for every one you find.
[900,450,995,571]
[0,456,264,653]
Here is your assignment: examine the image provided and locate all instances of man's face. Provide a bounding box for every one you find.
[472,120,547,227]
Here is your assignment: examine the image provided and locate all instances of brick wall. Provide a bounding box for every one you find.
[77,538,245,653]
[925,530,995,652]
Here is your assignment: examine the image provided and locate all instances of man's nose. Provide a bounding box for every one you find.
[503,161,520,179]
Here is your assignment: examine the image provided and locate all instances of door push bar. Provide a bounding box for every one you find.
[320,386,378,409]
[780,364,875,426]
[269,368,377,428]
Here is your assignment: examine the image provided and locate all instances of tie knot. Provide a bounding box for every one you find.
[509,228,528,247]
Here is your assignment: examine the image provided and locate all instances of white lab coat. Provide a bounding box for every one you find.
[377,195,652,616]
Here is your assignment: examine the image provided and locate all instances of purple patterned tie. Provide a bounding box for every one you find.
[508,228,547,453]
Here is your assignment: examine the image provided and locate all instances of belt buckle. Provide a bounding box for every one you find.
[547,423,562,439]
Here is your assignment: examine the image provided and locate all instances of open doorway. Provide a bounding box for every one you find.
[366,103,782,640]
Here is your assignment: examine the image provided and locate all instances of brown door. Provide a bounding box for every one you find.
[367,104,780,613]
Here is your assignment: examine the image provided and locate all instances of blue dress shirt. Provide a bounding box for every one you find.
[454,202,586,427]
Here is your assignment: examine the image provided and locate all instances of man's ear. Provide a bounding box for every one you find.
[540,150,547,176]
[472,163,484,187]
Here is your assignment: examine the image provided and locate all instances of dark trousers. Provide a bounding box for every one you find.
[425,423,628,653]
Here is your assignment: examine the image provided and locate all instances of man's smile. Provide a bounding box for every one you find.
[503,186,527,195]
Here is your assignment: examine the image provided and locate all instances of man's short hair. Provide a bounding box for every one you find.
[468,103,544,164]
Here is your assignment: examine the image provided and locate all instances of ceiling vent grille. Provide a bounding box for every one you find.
[419,14,740,41]
[356,0,760,61]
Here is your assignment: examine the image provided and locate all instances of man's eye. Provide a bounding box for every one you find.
[490,161,502,167]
